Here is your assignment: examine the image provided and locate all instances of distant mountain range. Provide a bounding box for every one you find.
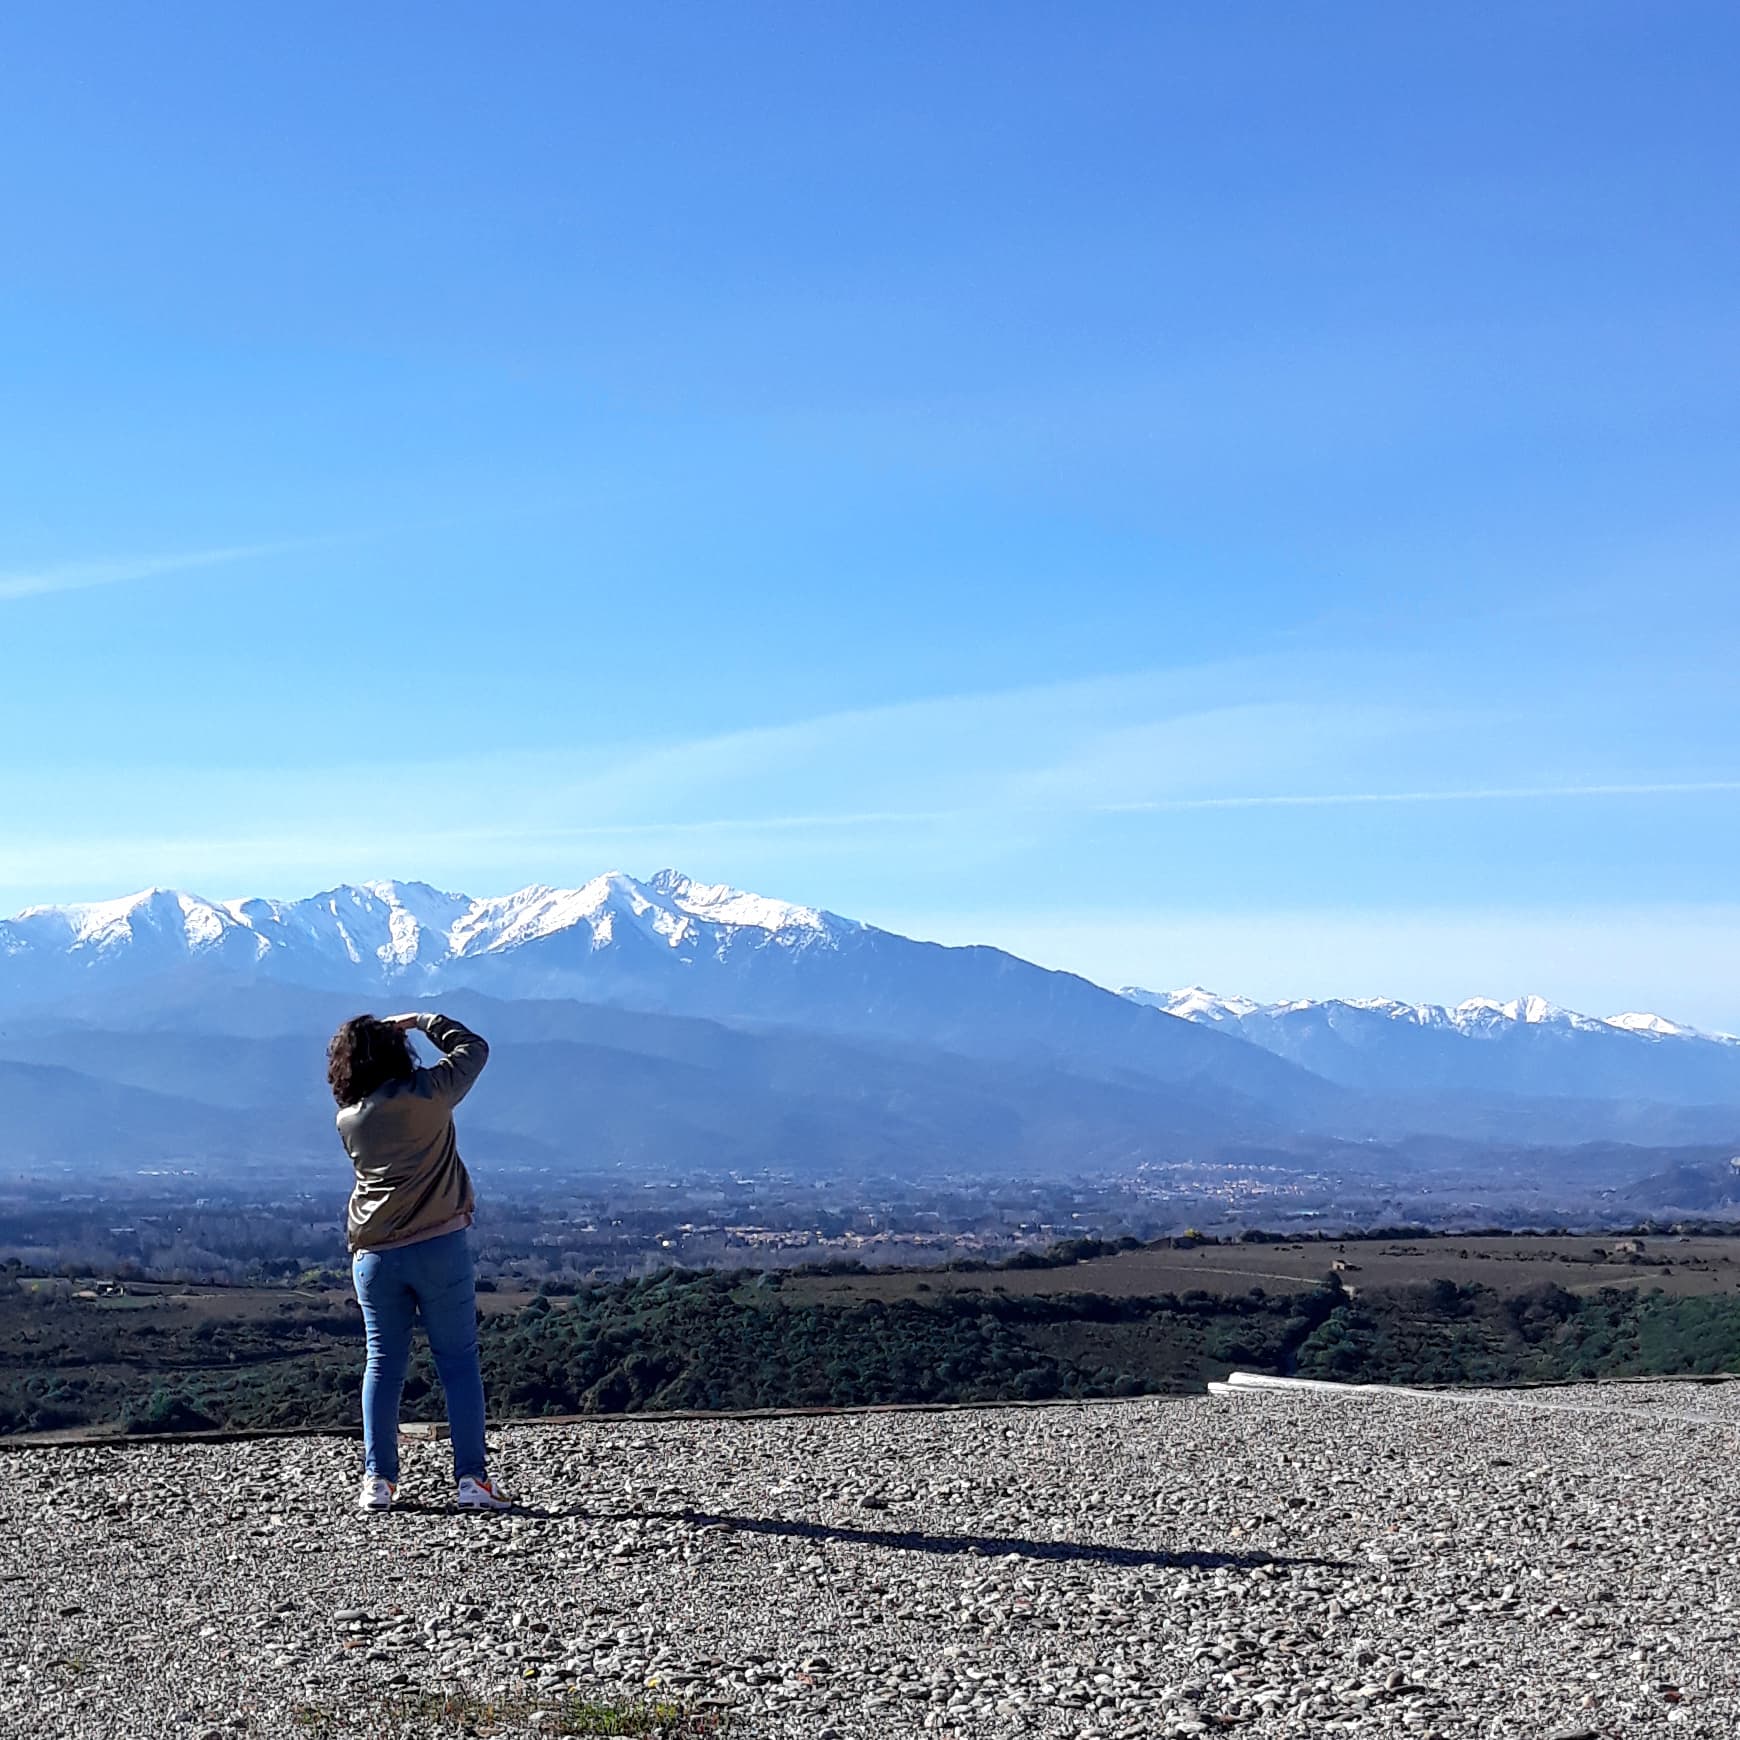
[0,870,1326,1103]
[1,871,1736,1187]
[1124,985,1740,1108]
[0,872,1342,1180]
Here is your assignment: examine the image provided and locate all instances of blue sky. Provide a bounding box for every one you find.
[2,4,1738,1023]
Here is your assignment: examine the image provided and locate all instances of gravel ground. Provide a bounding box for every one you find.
[4,1382,1739,1739]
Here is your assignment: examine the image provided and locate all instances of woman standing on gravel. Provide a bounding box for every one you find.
[327,1010,511,1515]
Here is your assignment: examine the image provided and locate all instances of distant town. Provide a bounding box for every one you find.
[5,1150,1733,1290]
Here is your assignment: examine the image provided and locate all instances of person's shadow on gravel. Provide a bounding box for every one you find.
[649,1510,1344,1570]
[375,1501,1344,1568]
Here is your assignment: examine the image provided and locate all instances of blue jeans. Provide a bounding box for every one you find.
[352,1227,488,1484]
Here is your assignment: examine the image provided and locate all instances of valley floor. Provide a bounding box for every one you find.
[3,1382,1738,1738]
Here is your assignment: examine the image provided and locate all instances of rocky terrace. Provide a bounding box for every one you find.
[3,1380,1738,1738]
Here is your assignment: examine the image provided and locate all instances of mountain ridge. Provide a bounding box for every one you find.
[10,876,1725,1042]
[1123,984,1740,1111]
[1,870,859,982]
[1124,984,1736,1043]
[5,874,1737,1161]
[0,871,1350,1158]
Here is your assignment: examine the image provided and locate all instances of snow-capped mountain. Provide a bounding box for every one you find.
[1133,986,1265,1027]
[1122,985,1740,1109]
[0,870,855,991]
[1126,986,1735,1043]
[7,872,1735,1162]
[0,871,1336,1125]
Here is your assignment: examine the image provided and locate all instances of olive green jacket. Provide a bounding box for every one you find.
[338,1012,488,1253]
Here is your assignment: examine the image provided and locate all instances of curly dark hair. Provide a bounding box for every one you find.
[327,1015,418,1107]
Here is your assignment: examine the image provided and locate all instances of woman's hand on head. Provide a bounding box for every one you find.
[383,1013,422,1032]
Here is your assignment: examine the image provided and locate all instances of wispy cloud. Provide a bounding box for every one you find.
[434,776,1740,842]
[2,777,1734,898]
[1098,779,1740,814]
[520,675,1431,827]
[1,649,1735,917]
[0,542,293,604]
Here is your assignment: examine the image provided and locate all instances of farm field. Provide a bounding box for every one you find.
[781,1233,1740,1305]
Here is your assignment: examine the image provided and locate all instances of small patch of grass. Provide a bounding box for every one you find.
[393,1691,708,1736]
[542,1693,723,1736]
[290,1688,726,1738]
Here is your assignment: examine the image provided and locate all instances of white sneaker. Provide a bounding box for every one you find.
[455,1475,512,1511]
[357,1474,396,1513]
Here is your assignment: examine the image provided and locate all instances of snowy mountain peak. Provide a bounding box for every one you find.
[448,877,648,956]
[1125,985,1735,1045]
[1122,986,1262,1024]
[0,870,874,995]
[650,868,852,938]
[1606,1011,1701,1039]
[10,887,238,955]
[1449,994,1600,1031]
